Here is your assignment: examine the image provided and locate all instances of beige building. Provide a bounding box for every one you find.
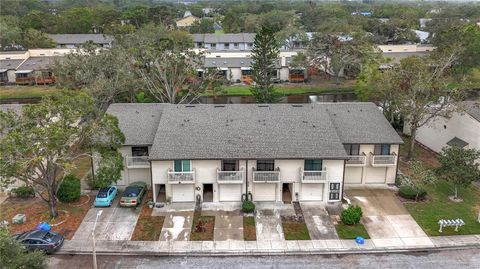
[107,102,403,204]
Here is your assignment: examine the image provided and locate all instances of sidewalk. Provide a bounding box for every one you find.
[57,235,480,256]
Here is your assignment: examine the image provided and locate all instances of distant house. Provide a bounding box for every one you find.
[378,44,435,64]
[192,33,255,50]
[405,101,480,153]
[176,11,200,28]
[15,56,60,85]
[48,34,113,49]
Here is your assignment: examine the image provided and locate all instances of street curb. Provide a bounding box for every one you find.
[55,243,480,256]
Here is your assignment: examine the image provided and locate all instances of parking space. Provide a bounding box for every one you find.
[301,203,339,240]
[345,188,433,247]
[159,211,193,241]
[72,193,141,241]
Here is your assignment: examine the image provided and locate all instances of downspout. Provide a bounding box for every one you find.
[150,160,155,203]
[340,159,346,203]
[245,160,249,201]
[394,144,400,186]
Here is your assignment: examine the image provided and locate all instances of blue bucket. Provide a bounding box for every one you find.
[36,222,51,231]
[355,236,365,244]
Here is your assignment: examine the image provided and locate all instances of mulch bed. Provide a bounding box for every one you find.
[1,195,93,239]
[190,212,215,241]
[131,205,164,241]
[243,216,256,241]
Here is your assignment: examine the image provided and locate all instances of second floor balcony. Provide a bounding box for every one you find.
[167,169,195,184]
[217,168,244,184]
[346,154,367,166]
[125,156,150,168]
[301,168,327,183]
[253,168,280,183]
[371,153,398,167]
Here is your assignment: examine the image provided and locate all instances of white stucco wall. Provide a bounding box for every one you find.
[415,113,480,153]
[229,68,242,82]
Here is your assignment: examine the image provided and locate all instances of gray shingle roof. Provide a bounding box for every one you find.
[462,101,480,122]
[106,103,166,146]
[150,104,348,160]
[16,56,62,71]
[191,33,255,43]
[0,104,24,114]
[48,34,113,45]
[446,137,468,148]
[324,102,404,144]
[203,57,281,68]
[0,59,23,70]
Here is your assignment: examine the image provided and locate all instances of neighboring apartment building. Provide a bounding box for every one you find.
[405,101,480,153]
[48,34,113,48]
[107,102,403,204]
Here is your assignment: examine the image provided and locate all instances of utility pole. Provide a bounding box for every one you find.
[92,210,103,269]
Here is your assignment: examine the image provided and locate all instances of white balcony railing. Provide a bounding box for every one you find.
[167,169,195,184]
[217,168,244,184]
[125,156,150,168]
[371,153,397,166]
[301,168,327,183]
[346,154,367,166]
[253,168,280,182]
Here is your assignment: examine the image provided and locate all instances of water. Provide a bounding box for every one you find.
[198,92,358,104]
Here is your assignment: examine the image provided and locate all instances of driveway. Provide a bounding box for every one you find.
[301,203,338,240]
[72,193,140,241]
[254,203,294,241]
[345,188,433,247]
[203,209,244,241]
[159,211,193,241]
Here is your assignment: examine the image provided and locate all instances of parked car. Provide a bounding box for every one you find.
[94,186,118,207]
[120,181,147,207]
[12,230,64,254]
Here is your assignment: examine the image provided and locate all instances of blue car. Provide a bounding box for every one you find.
[94,186,118,207]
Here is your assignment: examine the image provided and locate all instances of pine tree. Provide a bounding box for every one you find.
[250,25,281,103]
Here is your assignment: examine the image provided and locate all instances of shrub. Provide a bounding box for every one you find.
[398,185,427,201]
[86,174,101,190]
[341,205,363,225]
[57,174,81,202]
[242,201,255,213]
[10,185,35,198]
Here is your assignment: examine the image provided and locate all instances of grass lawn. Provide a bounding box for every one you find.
[335,223,370,239]
[203,82,356,97]
[190,215,215,241]
[281,218,311,240]
[131,202,164,241]
[405,180,480,236]
[0,86,57,99]
[243,216,256,241]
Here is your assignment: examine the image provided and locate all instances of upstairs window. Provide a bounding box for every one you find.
[304,160,322,171]
[222,160,238,171]
[374,144,391,155]
[256,160,274,171]
[132,147,148,156]
[174,160,191,172]
[344,144,360,155]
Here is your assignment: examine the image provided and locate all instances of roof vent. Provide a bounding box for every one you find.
[214,105,225,108]
[135,110,139,114]
[185,105,196,108]
[258,105,269,107]
[292,104,303,107]
[216,55,221,58]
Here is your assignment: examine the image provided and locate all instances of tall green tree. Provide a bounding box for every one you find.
[307,32,380,83]
[437,146,480,199]
[250,25,280,103]
[0,91,125,217]
[0,227,46,269]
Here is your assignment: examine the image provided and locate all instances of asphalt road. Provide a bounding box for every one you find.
[48,248,480,269]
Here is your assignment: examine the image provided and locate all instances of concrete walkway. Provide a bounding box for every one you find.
[57,234,480,256]
[301,203,339,240]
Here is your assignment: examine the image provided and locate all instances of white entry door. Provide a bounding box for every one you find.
[171,184,195,202]
[219,184,242,202]
[253,184,277,202]
[301,183,324,201]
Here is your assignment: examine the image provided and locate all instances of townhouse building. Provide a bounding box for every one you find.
[106,102,403,204]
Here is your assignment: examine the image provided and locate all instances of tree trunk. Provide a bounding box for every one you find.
[454,185,458,199]
[48,188,59,218]
[408,126,417,160]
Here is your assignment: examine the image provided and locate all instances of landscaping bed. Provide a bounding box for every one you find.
[335,223,370,239]
[281,216,311,240]
[1,195,93,239]
[190,214,215,241]
[243,216,256,241]
[131,203,164,241]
